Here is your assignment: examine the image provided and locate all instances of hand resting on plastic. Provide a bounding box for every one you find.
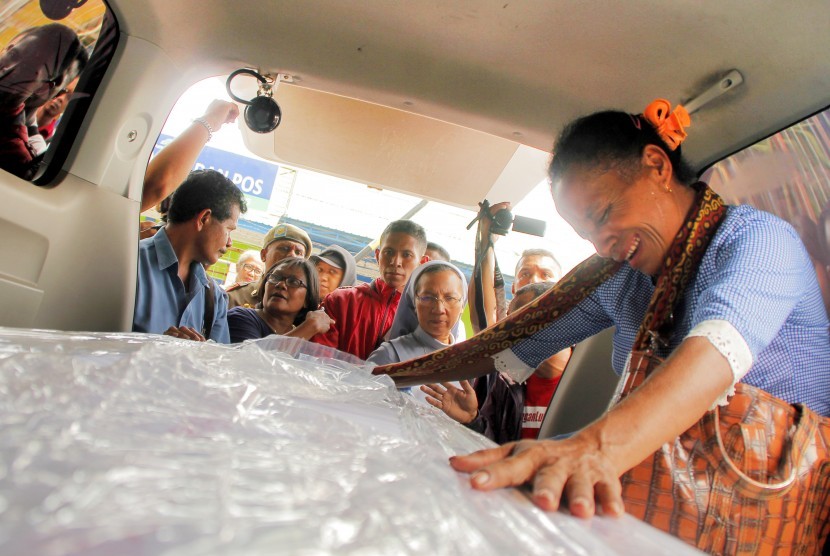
[163,326,206,342]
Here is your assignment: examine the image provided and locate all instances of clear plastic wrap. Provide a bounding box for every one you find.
[0,328,700,555]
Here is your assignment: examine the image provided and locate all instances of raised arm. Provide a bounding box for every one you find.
[468,201,510,332]
[141,100,240,212]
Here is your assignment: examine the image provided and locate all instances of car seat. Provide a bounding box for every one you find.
[537,327,620,438]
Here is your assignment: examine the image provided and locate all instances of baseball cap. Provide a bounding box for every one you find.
[310,244,357,288]
[311,247,346,270]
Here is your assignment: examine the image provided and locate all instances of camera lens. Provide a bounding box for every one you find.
[491,208,513,235]
[245,97,282,133]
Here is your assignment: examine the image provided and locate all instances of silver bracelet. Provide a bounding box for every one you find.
[192,117,214,141]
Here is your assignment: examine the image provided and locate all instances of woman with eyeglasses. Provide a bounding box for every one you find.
[367,261,467,371]
[227,257,332,343]
[227,250,265,287]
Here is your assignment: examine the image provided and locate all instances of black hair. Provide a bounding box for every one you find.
[379,219,427,255]
[166,169,247,224]
[414,262,462,292]
[425,241,451,262]
[515,248,561,277]
[548,110,696,187]
[2,23,89,106]
[509,281,555,312]
[262,257,321,325]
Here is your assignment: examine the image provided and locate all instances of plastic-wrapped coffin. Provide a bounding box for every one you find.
[0,329,700,556]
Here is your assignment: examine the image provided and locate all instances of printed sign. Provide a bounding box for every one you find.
[153,135,278,205]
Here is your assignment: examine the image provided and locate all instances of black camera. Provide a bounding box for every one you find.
[467,200,547,237]
[489,207,547,237]
[226,69,282,134]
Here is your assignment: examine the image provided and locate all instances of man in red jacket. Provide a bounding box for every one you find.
[312,220,428,360]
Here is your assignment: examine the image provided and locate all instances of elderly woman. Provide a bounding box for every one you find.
[377,101,830,551]
[231,250,265,285]
[421,281,569,443]
[227,257,332,343]
[368,260,467,367]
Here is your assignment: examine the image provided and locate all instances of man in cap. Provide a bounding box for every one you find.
[311,244,357,299]
[226,222,313,309]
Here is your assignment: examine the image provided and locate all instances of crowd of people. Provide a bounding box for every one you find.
[137,165,567,445]
[130,102,569,444]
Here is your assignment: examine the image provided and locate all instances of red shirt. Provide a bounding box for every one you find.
[312,278,401,360]
[520,373,561,440]
[0,103,35,178]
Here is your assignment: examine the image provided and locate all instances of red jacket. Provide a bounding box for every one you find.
[0,104,35,179]
[313,278,401,360]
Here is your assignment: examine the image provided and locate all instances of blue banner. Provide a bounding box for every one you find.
[153,134,278,201]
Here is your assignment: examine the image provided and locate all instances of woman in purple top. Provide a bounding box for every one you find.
[227,257,332,343]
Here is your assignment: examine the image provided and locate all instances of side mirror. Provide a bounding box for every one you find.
[226,69,282,133]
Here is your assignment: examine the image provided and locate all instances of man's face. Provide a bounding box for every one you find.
[316,259,345,298]
[197,205,240,265]
[261,239,306,269]
[375,232,422,291]
[512,254,558,293]
[36,77,78,125]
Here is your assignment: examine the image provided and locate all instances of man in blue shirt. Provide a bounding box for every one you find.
[133,169,247,343]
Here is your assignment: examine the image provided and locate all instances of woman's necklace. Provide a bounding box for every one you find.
[256,309,296,335]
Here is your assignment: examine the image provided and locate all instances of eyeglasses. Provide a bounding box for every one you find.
[241,263,263,276]
[416,295,462,308]
[266,273,307,289]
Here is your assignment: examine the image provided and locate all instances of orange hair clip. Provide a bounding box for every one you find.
[641,99,691,151]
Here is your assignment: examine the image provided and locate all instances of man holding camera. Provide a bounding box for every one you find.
[468,201,561,329]
[467,201,569,415]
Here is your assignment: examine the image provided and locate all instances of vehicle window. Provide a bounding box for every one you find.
[702,105,830,313]
[0,0,117,184]
[144,77,595,294]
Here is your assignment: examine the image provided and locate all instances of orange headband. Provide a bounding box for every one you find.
[641,99,690,151]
